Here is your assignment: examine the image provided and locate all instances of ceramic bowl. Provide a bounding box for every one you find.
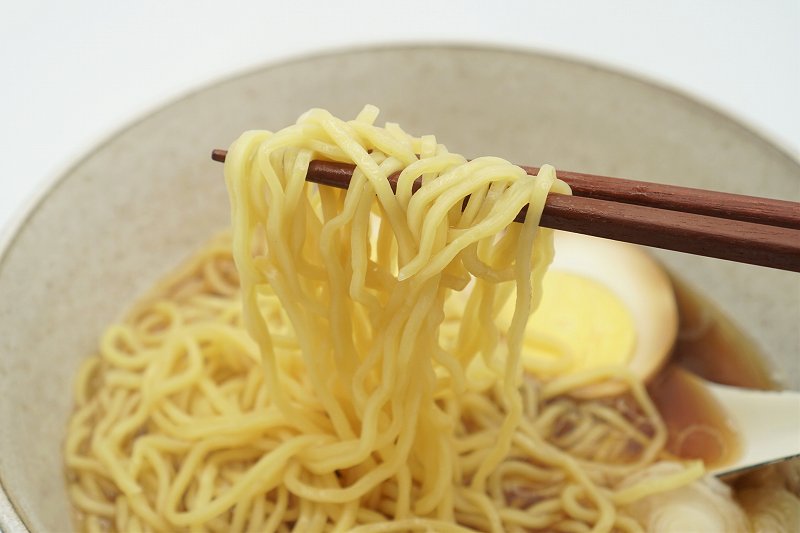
[1,45,798,532]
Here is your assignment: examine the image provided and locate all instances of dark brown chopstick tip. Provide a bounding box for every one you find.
[212,149,228,163]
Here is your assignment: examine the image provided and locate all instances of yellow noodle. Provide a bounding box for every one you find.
[65,106,704,532]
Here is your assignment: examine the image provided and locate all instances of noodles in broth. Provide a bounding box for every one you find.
[68,106,758,532]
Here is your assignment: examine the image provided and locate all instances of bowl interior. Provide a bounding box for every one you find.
[1,45,798,532]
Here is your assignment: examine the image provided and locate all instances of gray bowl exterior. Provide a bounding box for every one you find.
[0,46,798,532]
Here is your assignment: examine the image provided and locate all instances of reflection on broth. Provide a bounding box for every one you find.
[671,276,777,391]
[648,365,741,469]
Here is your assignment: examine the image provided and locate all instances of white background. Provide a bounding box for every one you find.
[1,0,798,236]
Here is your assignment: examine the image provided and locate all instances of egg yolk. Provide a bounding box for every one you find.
[514,270,637,378]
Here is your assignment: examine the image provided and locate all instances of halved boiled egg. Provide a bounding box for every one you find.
[499,230,679,397]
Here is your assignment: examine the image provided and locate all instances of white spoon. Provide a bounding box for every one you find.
[706,380,800,476]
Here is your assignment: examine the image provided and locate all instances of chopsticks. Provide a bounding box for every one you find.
[211,149,800,272]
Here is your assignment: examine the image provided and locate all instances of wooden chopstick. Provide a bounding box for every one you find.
[211,149,800,272]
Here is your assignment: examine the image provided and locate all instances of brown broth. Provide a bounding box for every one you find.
[670,276,777,391]
[648,275,780,469]
[649,364,741,469]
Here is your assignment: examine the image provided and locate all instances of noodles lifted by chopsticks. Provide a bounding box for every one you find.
[65,106,704,532]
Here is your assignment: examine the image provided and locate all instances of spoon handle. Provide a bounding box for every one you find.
[708,381,800,477]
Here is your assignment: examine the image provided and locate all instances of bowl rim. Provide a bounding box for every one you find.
[1,42,798,533]
[2,41,798,279]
